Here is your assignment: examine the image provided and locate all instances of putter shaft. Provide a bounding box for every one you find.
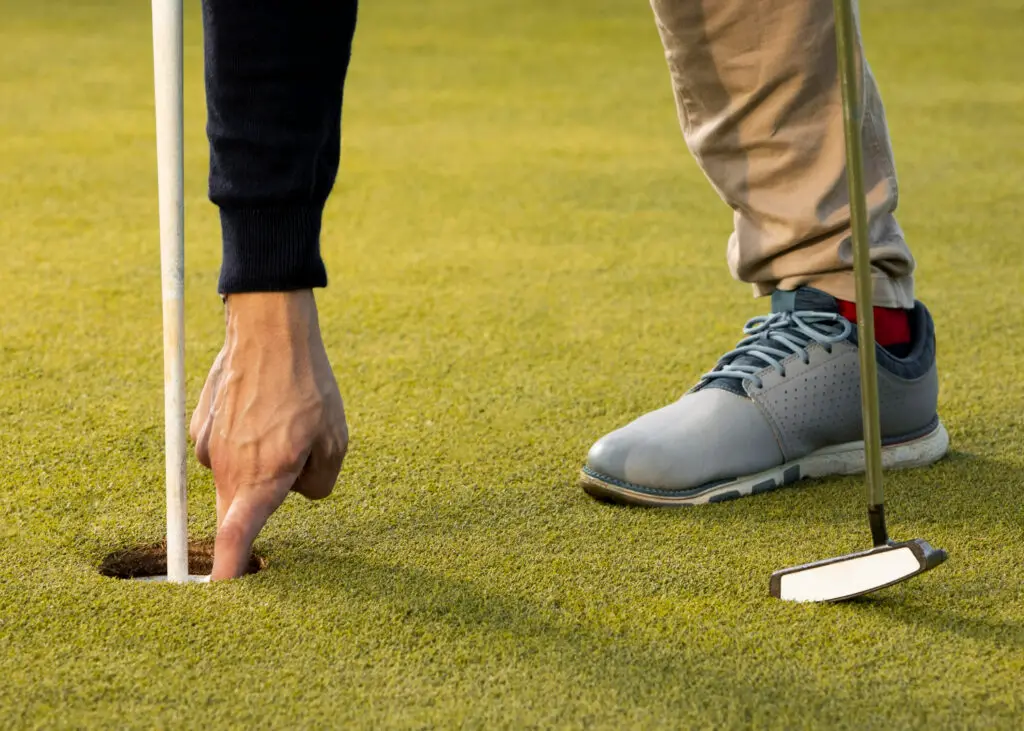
[833,0,888,546]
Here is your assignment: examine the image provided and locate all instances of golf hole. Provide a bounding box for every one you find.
[99,539,266,581]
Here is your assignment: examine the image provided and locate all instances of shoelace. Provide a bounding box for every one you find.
[701,310,853,389]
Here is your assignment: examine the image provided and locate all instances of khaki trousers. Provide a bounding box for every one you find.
[651,0,915,307]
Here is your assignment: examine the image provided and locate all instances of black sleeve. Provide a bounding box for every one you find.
[202,0,359,294]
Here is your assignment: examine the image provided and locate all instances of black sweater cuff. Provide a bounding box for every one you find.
[218,205,327,294]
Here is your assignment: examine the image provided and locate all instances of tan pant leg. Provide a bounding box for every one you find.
[650,0,915,307]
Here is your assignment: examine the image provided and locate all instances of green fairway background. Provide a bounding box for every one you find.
[2,0,1023,727]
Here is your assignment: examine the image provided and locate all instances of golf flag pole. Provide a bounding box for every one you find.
[151,0,189,582]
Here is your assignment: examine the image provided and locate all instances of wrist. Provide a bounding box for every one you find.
[223,291,319,336]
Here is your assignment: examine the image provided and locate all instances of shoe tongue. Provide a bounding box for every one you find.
[700,288,839,397]
[771,287,839,314]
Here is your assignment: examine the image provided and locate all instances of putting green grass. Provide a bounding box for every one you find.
[2,0,1023,727]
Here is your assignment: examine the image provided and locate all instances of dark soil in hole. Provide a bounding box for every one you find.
[99,539,266,579]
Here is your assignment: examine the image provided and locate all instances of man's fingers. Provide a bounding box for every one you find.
[210,475,295,581]
[189,354,219,441]
[194,416,213,469]
[215,485,233,531]
[188,387,210,445]
[190,349,225,466]
[291,436,346,500]
[190,387,213,468]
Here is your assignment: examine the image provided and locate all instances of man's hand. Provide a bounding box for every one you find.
[189,290,348,580]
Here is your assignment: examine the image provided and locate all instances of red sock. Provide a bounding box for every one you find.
[836,300,911,347]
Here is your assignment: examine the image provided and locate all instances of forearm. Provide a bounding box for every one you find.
[202,0,358,294]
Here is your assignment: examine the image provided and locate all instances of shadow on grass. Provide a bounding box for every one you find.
[244,447,1022,719]
[258,546,816,721]
[591,449,1023,532]
[570,448,1024,648]
[850,597,1024,651]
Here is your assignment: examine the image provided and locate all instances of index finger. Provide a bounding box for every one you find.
[210,473,296,580]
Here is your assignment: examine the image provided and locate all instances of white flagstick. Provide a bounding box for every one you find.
[151,0,188,583]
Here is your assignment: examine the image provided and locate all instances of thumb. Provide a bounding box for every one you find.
[210,474,296,581]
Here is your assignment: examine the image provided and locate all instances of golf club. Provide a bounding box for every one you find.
[149,0,197,584]
[768,0,948,602]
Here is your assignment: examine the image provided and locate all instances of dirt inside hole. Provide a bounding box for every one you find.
[99,539,266,579]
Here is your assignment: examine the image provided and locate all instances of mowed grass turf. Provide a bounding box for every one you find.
[2,0,1023,727]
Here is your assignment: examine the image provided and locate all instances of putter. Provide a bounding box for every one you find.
[768,0,948,602]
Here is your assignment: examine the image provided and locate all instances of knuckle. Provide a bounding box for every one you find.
[282,444,311,472]
[295,477,335,501]
[188,408,205,441]
[215,519,248,550]
[329,443,346,470]
[194,438,212,469]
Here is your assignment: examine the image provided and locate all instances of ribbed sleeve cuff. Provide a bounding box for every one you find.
[218,206,328,294]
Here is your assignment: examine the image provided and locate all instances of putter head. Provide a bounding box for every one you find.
[770,538,947,603]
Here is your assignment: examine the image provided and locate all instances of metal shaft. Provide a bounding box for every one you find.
[151,0,189,581]
[833,0,888,546]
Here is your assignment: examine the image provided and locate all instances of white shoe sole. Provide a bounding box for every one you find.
[579,421,950,507]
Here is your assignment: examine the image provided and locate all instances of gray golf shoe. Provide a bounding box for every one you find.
[580,288,949,506]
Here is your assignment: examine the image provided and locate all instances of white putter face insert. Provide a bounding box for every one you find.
[769,539,947,603]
